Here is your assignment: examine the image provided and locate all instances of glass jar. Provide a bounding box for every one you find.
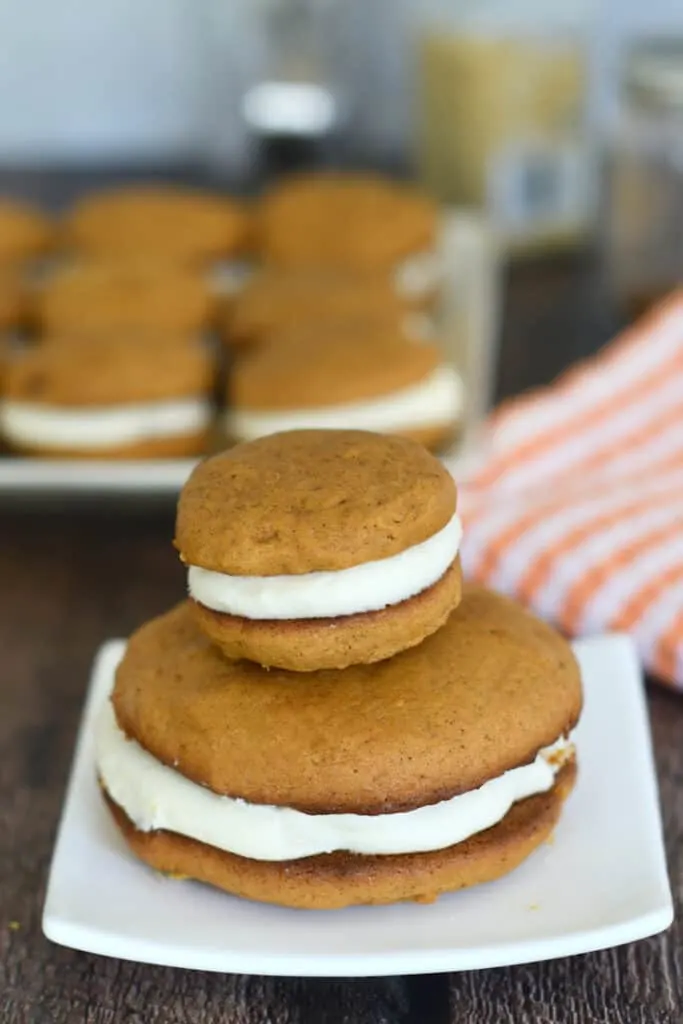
[414,1,594,256]
[241,0,340,179]
[605,40,683,317]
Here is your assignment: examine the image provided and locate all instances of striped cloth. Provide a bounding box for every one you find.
[457,292,683,689]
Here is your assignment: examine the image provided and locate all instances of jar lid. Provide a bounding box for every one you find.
[627,40,683,107]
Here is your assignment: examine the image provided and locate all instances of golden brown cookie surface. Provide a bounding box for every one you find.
[176,429,456,575]
[63,185,250,263]
[225,268,408,347]
[258,172,437,272]
[104,759,576,909]
[0,271,29,331]
[230,325,443,410]
[37,263,216,335]
[0,198,52,264]
[3,334,214,406]
[112,588,582,815]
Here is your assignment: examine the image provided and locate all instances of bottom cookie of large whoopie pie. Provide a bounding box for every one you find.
[105,761,576,910]
[190,556,463,671]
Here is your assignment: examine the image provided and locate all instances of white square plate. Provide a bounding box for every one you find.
[43,634,673,977]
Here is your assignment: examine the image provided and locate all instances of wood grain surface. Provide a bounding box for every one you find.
[1,253,681,1024]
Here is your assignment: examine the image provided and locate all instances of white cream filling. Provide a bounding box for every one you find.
[188,510,462,620]
[394,249,443,300]
[227,364,463,443]
[96,695,573,861]
[0,397,211,450]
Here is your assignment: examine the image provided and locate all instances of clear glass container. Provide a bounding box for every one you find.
[606,40,683,317]
[415,0,594,255]
[241,0,341,178]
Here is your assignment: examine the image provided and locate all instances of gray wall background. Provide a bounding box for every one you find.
[0,0,679,172]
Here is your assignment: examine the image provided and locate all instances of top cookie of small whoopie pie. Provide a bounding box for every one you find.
[175,429,456,576]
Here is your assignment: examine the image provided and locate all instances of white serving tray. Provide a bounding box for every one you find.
[0,210,500,496]
[43,634,672,977]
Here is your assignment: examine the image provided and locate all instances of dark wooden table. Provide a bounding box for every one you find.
[1,254,681,1024]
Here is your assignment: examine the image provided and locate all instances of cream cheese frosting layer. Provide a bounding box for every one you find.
[227,364,463,443]
[97,695,573,861]
[0,397,211,450]
[187,510,462,620]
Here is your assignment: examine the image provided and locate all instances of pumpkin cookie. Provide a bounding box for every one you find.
[0,270,29,333]
[176,429,462,669]
[37,263,216,336]
[62,185,250,265]
[0,198,52,266]
[224,268,411,348]
[226,323,462,452]
[97,588,582,908]
[0,334,214,458]
[257,172,442,304]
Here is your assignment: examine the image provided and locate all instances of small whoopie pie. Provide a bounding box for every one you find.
[97,587,582,909]
[0,334,214,458]
[37,263,217,337]
[257,172,442,305]
[62,185,251,267]
[223,268,412,349]
[175,429,463,670]
[226,323,462,453]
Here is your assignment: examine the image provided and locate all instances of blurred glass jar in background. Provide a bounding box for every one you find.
[605,41,683,319]
[415,1,594,256]
[241,0,341,178]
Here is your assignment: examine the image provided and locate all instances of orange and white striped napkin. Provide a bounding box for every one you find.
[457,292,683,689]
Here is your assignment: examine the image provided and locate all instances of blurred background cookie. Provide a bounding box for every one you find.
[0,270,29,336]
[227,322,463,451]
[223,268,416,349]
[62,185,251,268]
[0,198,53,268]
[0,334,214,458]
[36,263,216,337]
[257,172,440,306]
